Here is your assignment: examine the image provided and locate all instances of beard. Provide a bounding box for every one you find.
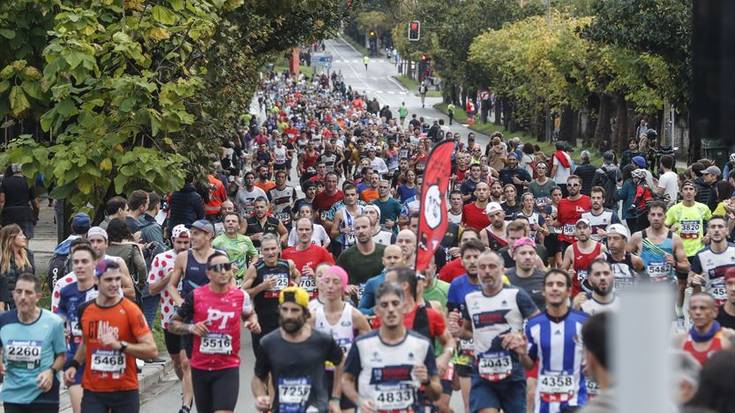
[593,283,611,296]
[280,315,305,333]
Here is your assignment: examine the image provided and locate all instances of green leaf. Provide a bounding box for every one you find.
[21,80,43,100]
[0,80,9,94]
[56,99,78,117]
[151,6,177,25]
[77,174,94,194]
[49,183,75,200]
[169,0,184,11]
[0,29,15,40]
[9,86,30,116]
[114,174,128,194]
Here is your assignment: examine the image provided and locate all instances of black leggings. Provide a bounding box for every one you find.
[192,367,239,413]
[4,402,58,413]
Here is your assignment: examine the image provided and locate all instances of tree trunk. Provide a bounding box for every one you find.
[614,92,628,153]
[593,93,613,149]
[494,97,502,125]
[559,104,576,145]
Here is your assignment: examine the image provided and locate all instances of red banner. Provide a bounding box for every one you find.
[415,140,454,272]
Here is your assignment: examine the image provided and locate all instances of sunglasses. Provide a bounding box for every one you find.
[208,263,232,272]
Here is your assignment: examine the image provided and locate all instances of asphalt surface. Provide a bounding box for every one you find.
[140,36,471,413]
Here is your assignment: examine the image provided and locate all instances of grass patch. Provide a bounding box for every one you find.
[152,322,167,352]
[269,58,314,79]
[340,33,371,57]
[434,103,602,164]
[393,75,442,97]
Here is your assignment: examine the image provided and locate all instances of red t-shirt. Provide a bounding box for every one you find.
[372,305,446,339]
[313,190,344,221]
[557,195,592,243]
[462,202,491,232]
[438,258,466,283]
[281,244,335,273]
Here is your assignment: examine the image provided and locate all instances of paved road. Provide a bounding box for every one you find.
[142,36,469,412]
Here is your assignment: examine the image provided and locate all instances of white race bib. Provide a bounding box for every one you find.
[538,371,576,403]
[278,377,311,406]
[647,262,671,282]
[91,349,125,373]
[5,340,42,369]
[478,351,513,382]
[563,224,576,236]
[268,273,290,291]
[374,384,414,411]
[299,275,317,292]
[200,333,233,355]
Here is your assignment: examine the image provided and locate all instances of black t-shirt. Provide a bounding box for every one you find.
[0,175,34,223]
[717,305,735,330]
[505,267,546,310]
[254,329,342,413]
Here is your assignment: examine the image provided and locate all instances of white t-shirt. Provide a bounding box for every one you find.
[552,152,572,185]
[372,230,393,246]
[370,157,389,175]
[657,170,679,206]
[287,224,330,247]
[235,186,267,214]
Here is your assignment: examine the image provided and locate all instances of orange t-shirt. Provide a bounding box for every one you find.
[360,188,379,203]
[79,298,150,392]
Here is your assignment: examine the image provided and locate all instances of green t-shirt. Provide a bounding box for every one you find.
[423,278,449,310]
[529,179,559,203]
[399,105,408,118]
[336,244,386,285]
[665,201,712,257]
[212,234,258,280]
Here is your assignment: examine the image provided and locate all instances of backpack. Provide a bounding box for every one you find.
[46,253,72,293]
[630,178,667,218]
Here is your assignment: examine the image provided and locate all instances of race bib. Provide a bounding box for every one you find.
[563,224,576,236]
[586,378,599,398]
[200,333,233,355]
[374,384,414,411]
[709,281,727,301]
[357,283,366,301]
[268,273,290,292]
[91,349,126,374]
[298,275,317,292]
[613,277,635,290]
[278,377,311,412]
[680,220,700,239]
[70,320,83,338]
[647,262,671,282]
[477,351,513,382]
[538,371,576,403]
[276,212,291,223]
[5,340,42,369]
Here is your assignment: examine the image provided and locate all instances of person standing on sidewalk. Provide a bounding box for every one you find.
[0,164,39,240]
[63,259,158,413]
[0,273,66,413]
[419,82,428,108]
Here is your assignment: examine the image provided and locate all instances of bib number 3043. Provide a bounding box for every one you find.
[478,351,512,382]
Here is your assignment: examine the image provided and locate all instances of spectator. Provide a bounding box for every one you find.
[575,150,597,196]
[168,174,205,233]
[0,164,39,239]
[0,224,34,311]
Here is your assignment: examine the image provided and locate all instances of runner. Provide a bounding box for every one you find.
[581,186,620,242]
[629,201,689,286]
[268,170,296,229]
[573,259,620,316]
[357,244,404,316]
[243,233,300,356]
[146,225,193,413]
[556,175,591,252]
[521,269,589,413]
[282,217,336,298]
[689,216,735,304]
[716,268,735,329]
[310,266,371,412]
[287,204,331,248]
[212,212,258,285]
[462,182,492,232]
[480,202,509,251]
[561,218,606,296]
[252,287,343,412]
[505,237,546,310]
[674,292,734,365]
[603,224,645,290]
[168,251,260,413]
[63,259,157,413]
[0,273,66,413]
[245,197,288,249]
[447,250,538,413]
[331,183,365,251]
[342,282,443,411]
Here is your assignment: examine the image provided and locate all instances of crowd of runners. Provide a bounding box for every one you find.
[1,65,735,413]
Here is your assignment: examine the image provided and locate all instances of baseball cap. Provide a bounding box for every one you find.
[71,213,91,234]
[576,218,591,227]
[95,258,120,278]
[632,156,647,168]
[507,152,519,160]
[703,165,722,176]
[364,204,381,219]
[191,219,214,235]
[87,226,108,240]
[279,286,310,310]
[485,202,503,215]
[606,223,630,239]
[172,224,190,239]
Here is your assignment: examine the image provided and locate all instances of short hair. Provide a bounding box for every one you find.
[582,312,610,370]
[207,250,229,265]
[409,211,420,221]
[648,200,667,213]
[660,154,674,170]
[388,266,419,300]
[567,174,581,183]
[254,196,269,205]
[106,218,133,243]
[590,186,606,197]
[376,281,405,302]
[223,212,241,224]
[244,171,255,179]
[709,215,728,226]
[147,192,161,212]
[105,196,127,216]
[275,169,287,178]
[343,183,357,193]
[261,233,280,247]
[71,243,98,261]
[450,189,463,198]
[507,220,529,235]
[325,171,339,180]
[544,268,571,288]
[128,190,148,211]
[15,273,42,293]
[521,192,534,202]
[589,258,612,273]
[295,217,313,229]
[461,239,486,257]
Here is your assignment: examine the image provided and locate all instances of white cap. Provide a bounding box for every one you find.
[606,223,630,239]
[485,202,503,215]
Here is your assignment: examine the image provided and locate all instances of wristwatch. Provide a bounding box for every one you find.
[119,341,129,353]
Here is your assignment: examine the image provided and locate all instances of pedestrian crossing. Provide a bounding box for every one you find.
[333,59,390,64]
[358,89,409,96]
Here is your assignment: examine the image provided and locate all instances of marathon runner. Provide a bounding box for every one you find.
[252,287,343,412]
[573,259,620,316]
[246,197,288,249]
[480,202,508,251]
[357,244,405,316]
[674,292,734,365]
[561,218,606,296]
[342,282,443,411]
[689,216,735,304]
[521,269,589,413]
[331,183,365,251]
[0,273,66,413]
[282,217,336,298]
[212,212,258,284]
[243,233,300,355]
[629,201,689,285]
[448,250,539,413]
[580,186,620,242]
[603,224,645,290]
[310,266,371,412]
[146,225,193,413]
[268,170,296,228]
[168,251,260,413]
[556,175,591,252]
[63,259,157,413]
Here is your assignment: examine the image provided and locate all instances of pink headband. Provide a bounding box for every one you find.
[325,265,349,292]
[513,237,535,250]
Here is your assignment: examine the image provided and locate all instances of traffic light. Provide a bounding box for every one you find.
[369,31,375,38]
[408,20,420,41]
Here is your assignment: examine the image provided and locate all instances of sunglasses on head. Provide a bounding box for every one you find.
[208,263,232,272]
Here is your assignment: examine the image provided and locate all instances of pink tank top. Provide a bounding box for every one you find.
[190,285,252,371]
